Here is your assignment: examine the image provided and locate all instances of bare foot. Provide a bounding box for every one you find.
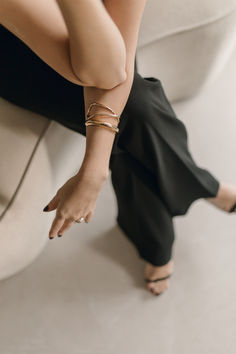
[144,259,174,296]
[206,183,236,213]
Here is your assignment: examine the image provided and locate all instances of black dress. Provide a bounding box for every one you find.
[0,24,219,266]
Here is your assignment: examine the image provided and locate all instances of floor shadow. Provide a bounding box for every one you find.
[87,224,146,289]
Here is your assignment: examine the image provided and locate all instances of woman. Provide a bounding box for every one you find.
[1,0,236,297]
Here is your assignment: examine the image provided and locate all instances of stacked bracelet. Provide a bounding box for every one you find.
[86,113,120,125]
[85,120,119,133]
[85,101,120,134]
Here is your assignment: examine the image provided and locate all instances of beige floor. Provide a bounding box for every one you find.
[0,47,236,353]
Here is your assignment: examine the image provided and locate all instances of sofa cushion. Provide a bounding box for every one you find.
[137,0,236,48]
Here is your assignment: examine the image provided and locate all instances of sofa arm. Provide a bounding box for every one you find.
[0,98,53,281]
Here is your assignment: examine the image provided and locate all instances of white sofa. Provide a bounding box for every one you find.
[1,0,236,281]
[137,0,236,101]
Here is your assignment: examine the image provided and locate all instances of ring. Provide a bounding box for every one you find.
[75,217,85,223]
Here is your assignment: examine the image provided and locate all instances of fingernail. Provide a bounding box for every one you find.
[43,205,49,212]
[58,234,63,237]
[49,236,54,239]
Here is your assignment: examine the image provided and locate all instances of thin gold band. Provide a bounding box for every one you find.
[85,120,119,133]
[86,113,120,124]
[87,101,120,117]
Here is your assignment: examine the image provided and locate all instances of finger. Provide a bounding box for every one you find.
[48,214,65,239]
[43,194,60,212]
[84,211,93,223]
[57,219,75,236]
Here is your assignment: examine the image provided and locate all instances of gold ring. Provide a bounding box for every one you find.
[75,217,85,223]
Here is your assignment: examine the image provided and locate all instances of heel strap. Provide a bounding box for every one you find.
[144,273,172,283]
[229,203,236,213]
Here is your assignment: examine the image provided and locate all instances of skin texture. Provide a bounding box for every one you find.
[56,0,128,88]
[0,0,127,88]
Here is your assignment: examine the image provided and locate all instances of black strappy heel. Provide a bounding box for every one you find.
[144,273,173,296]
[144,273,172,283]
[229,203,236,213]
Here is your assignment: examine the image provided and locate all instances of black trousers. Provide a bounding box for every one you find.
[0,25,220,266]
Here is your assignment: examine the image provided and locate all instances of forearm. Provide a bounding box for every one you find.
[79,63,134,179]
[76,0,147,180]
[55,0,126,87]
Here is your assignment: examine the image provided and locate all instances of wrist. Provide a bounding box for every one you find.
[77,161,109,182]
[82,153,110,175]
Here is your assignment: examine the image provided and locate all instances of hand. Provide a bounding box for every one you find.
[42,170,108,239]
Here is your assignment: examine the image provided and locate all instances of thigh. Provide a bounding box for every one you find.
[0,24,86,136]
[0,0,82,85]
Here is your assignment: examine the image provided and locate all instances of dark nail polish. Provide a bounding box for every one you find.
[58,234,63,237]
[43,205,49,212]
[49,236,54,239]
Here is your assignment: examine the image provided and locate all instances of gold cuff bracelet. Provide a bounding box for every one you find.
[85,101,121,134]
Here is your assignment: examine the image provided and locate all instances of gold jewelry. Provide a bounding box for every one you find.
[85,120,119,133]
[85,101,120,134]
[75,217,85,223]
[87,101,120,118]
[86,102,120,123]
[86,113,120,124]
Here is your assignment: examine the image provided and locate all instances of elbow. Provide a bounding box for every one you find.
[94,68,127,89]
[72,65,127,89]
[70,36,127,89]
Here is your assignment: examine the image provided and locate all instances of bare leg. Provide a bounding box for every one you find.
[144,259,174,295]
[0,0,126,87]
[206,183,236,213]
